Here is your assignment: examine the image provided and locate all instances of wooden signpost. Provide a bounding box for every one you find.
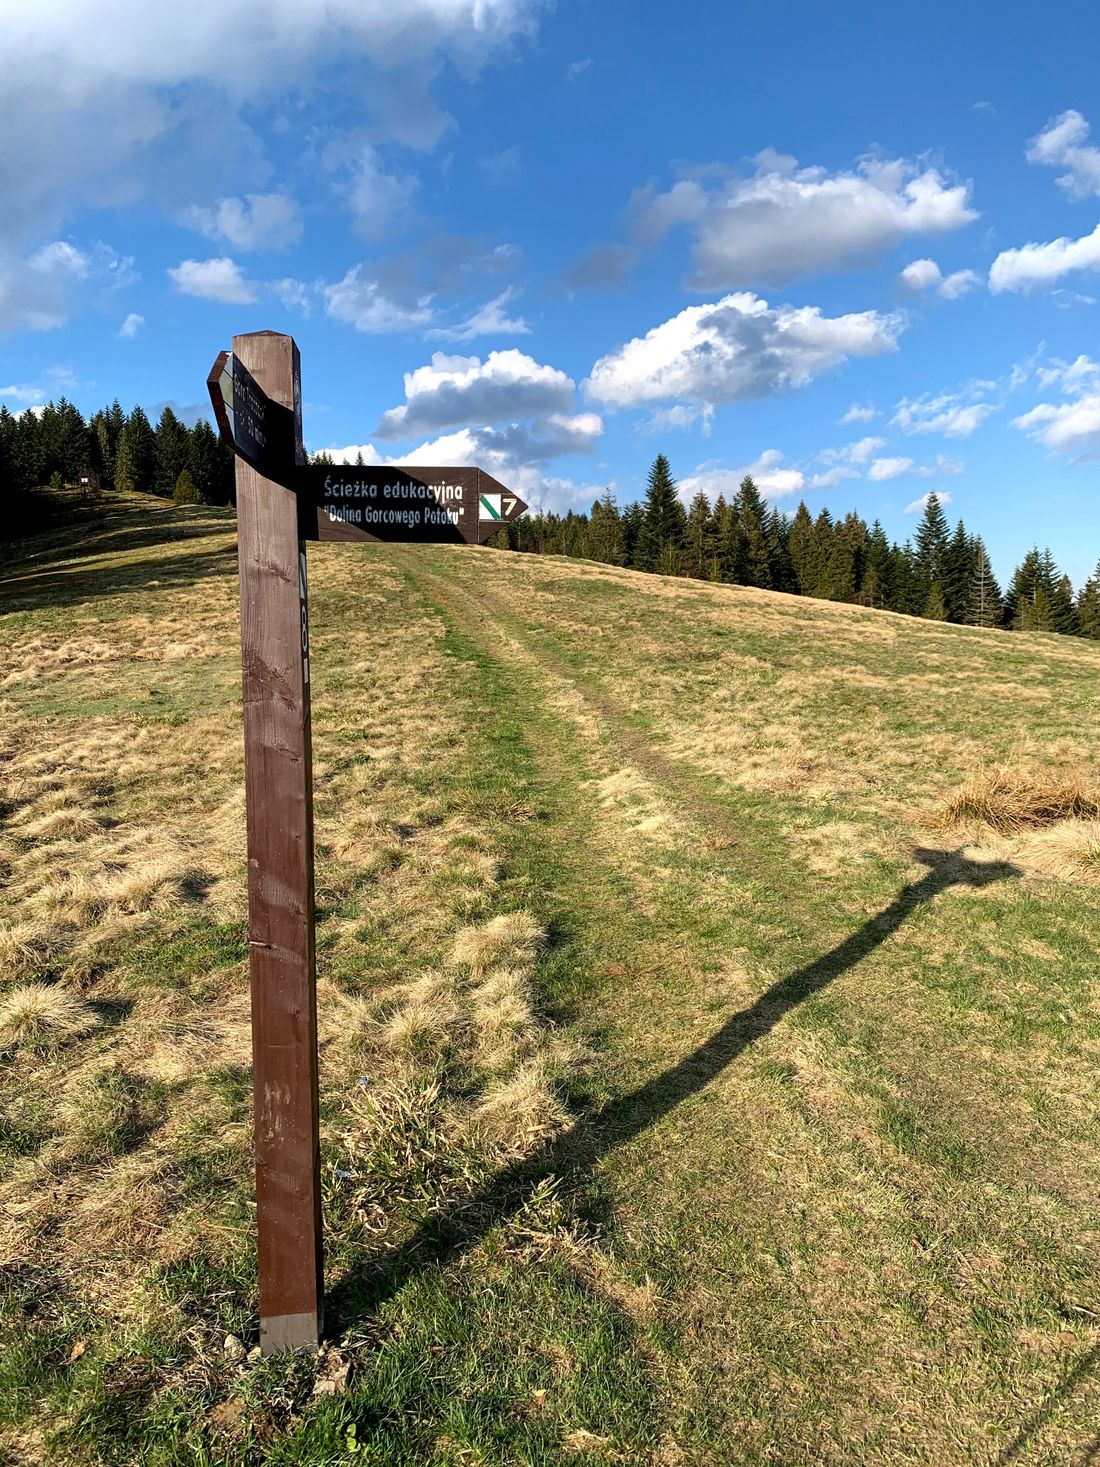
[207,332,526,1354]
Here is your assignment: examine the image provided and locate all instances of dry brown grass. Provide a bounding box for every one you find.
[944,766,1100,833]
[0,983,100,1049]
[450,910,542,974]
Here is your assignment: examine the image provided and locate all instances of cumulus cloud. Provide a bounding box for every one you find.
[892,389,996,437]
[989,221,1100,292]
[868,455,915,480]
[586,292,902,411]
[427,288,529,342]
[905,490,953,513]
[839,401,877,424]
[375,349,576,437]
[0,0,544,277]
[679,449,805,505]
[168,256,257,304]
[1026,109,1100,198]
[117,311,144,339]
[631,151,976,288]
[184,192,301,251]
[1013,355,1100,459]
[899,256,980,299]
[324,266,433,332]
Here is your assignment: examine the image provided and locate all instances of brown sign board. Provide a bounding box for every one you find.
[208,349,299,479]
[300,465,527,545]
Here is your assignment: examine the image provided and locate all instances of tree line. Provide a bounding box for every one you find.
[3,401,1096,638]
[497,454,1100,639]
[0,397,235,511]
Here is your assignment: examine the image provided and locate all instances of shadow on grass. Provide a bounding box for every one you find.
[995,1344,1100,1464]
[330,846,1021,1329]
[0,500,237,614]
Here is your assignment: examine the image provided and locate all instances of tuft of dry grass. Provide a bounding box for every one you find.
[945,766,1100,834]
[450,911,542,973]
[0,983,100,1050]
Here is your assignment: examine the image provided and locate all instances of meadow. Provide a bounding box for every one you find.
[2,493,1100,1465]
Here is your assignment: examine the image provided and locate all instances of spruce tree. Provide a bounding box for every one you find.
[861,521,893,608]
[154,407,191,497]
[913,493,949,607]
[942,521,975,623]
[684,490,714,579]
[188,419,223,505]
[765,509,794,593]
[923,582,948,621]
[966,538,1002,627]
[588,489,625,564]
[173,468,201,504]
[115,407,156,494]
[733,475,771,588]
[788,502,816,595]
[620,502,644,567]
[1077,560,1100,640]
[634,454,686,574]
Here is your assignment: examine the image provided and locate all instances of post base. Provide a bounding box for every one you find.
[260,1309,322,1355]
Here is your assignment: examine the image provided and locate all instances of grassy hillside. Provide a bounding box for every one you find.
[3,495,1100,1466]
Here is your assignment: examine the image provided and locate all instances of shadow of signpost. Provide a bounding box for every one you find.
[329,846,1020,1328]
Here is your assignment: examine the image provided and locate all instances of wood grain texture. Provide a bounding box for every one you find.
[233,331,323,1354]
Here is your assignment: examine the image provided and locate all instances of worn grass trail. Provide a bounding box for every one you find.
[391,544,1100,1465]
[3,503,1100,1464]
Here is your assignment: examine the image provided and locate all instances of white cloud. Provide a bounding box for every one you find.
[868,455,914,480]
[905,490,953,513]
[184,192,301,251]
[0,381,45,404]
[117,311,144,339]
[809,464,859,489]
[1036,353,1100,393]
[566,57,592,80]
[342,148,420,239]
[325,416,602,469]
[900,257,941,291]
[680,449,805,505]
[899,256,980,299]
[641,404,715,435]
[168,255,257,304]
[324,266,433,332]
[376,349,576,437]
[586,291,902,410]
[989,221,1100,293]
[0,1,544,248]
[839,401,877,424]
[632,151,976,288]
[1012,354,1100,459]
[274,278,312,314]
[0,239,133,336]
[892,390,996,437]
[427,288,529,343]
[819,435,886,466]
[1013,395,1100,458]
[1026,109,1100,198]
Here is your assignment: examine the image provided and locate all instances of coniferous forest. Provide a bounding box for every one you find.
[499,453,1100,639]
[3,400,1097,639]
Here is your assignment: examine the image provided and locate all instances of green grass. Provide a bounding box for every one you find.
[3,497,1100,1462]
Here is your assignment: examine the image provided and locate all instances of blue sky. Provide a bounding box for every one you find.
[2,0,1099,583]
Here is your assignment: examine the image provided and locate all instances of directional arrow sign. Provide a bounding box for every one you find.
[301,465,527,545]
[208,349,298,480]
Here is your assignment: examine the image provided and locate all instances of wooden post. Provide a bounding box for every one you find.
[233,331,322,1354]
